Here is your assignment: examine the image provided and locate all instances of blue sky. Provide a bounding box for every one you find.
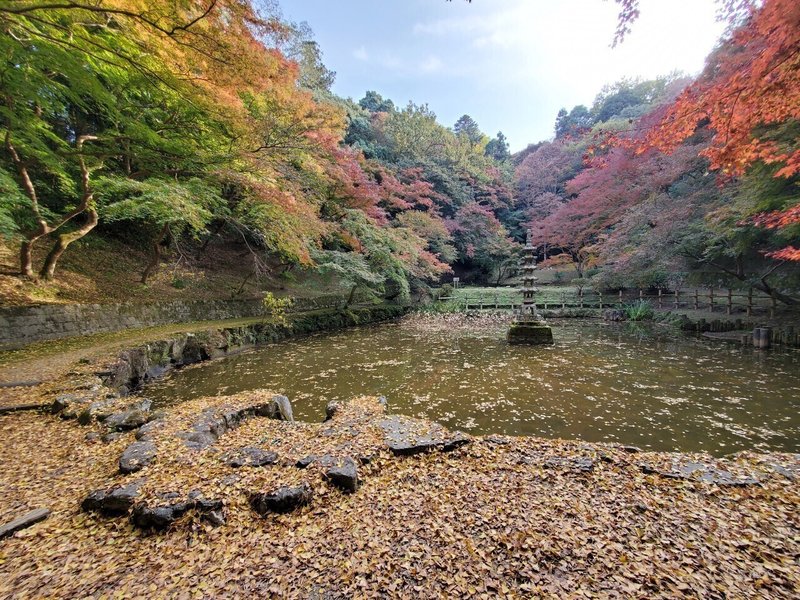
[279,0,726,152]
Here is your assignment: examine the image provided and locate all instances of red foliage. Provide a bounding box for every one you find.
[634,0,800,179]
[752,204,800,261]
[751,205,800,229]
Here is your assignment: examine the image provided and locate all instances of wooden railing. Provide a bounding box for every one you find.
[437,287,782,317]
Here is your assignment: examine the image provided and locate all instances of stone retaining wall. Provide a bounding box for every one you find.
[98,304,409,394]
[0,295,359,348]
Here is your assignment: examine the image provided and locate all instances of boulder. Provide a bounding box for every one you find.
[0,508,50,540]
[226,447,278,468]
[325,457,359,493]
[250,483,313,515]
[82,481,143,515]
[76,397,121,425]
[295,455,317,469]
[131,492,223,530]
[640,461,760,486]
[135,419,165,441]
[256,395,294,423]
[104,408,153,432]
[381,415,471,456]
[603,309,626,322]
[119,440,157,474]
[324,400,341,421]
[52,390,103,419]
[175,397,295,451]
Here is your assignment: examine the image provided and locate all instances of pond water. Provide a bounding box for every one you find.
[142,317,800,455]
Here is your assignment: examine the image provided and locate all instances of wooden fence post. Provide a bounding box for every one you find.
[658,288,663,309]
[561,293,566,310]
[639,289,643,301]
[727,288,732,315]
[579,288,583,309]
[674,289,679,310]
[598,292,603,309]
[747,287,753,317]
[709,287,714,312]
[694,289,699,310]
[619,290,623,305]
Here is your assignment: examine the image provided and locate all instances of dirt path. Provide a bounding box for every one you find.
[0,316,277,387]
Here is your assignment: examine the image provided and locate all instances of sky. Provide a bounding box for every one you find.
[279,0,727,152]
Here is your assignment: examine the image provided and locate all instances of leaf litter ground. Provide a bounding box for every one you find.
[0,389,798,599]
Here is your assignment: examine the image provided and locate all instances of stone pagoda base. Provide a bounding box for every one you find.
[507,321,554,345]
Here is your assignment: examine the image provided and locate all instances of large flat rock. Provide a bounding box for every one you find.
[380,415,470,456]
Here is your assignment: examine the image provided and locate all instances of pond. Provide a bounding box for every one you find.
[142,316,800,455]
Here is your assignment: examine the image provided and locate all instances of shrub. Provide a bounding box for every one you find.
[417,301,462,314]
[624,299,654,321]
[438,283,454,299]
[262,292,294,324]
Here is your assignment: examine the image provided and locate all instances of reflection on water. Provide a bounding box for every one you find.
[142,319,800,454]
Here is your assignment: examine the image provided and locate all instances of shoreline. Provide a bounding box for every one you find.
[0,391,797,597]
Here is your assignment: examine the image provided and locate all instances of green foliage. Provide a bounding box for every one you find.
[313,249,386,305]
[262,291,294,324]
[416,299,463,314]
[0,168,27,240]
[624,299,654,321]
[99,178,222,236]
[485,132,510,162]
[359,91,395,114]
[438,283,454,299]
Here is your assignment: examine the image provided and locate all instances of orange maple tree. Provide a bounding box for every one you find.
[616,0,800,260]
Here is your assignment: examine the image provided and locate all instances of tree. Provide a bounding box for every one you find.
[554,105,592,138]
[313,249,386,307]
[359,91,395,114]
[0,0,294,280]
[100,178,223,283]
[448,202,518,281]
[485,132,510,162]
[453,114,483,146]
[623,0,800,260]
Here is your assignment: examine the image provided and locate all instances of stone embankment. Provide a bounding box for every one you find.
[0,294,372,349]
[0,304,406,412]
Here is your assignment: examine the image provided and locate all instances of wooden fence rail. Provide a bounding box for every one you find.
[437,287,782,317]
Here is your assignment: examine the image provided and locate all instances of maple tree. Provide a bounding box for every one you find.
[617,0,800,261]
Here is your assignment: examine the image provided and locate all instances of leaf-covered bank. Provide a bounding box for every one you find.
[0,391,797,598]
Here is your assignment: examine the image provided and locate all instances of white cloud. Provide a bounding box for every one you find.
[419,55,444,74]
[353,46,369,61]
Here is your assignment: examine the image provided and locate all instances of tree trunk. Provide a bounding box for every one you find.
[6,133,50,279]
[141,223,170,284]
[19,240,37,279]
[7,133,98,280]
[753,279,797,306]
[39,208,99,280]
[685,250,798,306]
[346,284,358,308]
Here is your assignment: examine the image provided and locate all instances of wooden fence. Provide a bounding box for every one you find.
[438,287,782,318]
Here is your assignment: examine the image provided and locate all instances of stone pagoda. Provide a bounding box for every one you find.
[507,230,553,344]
